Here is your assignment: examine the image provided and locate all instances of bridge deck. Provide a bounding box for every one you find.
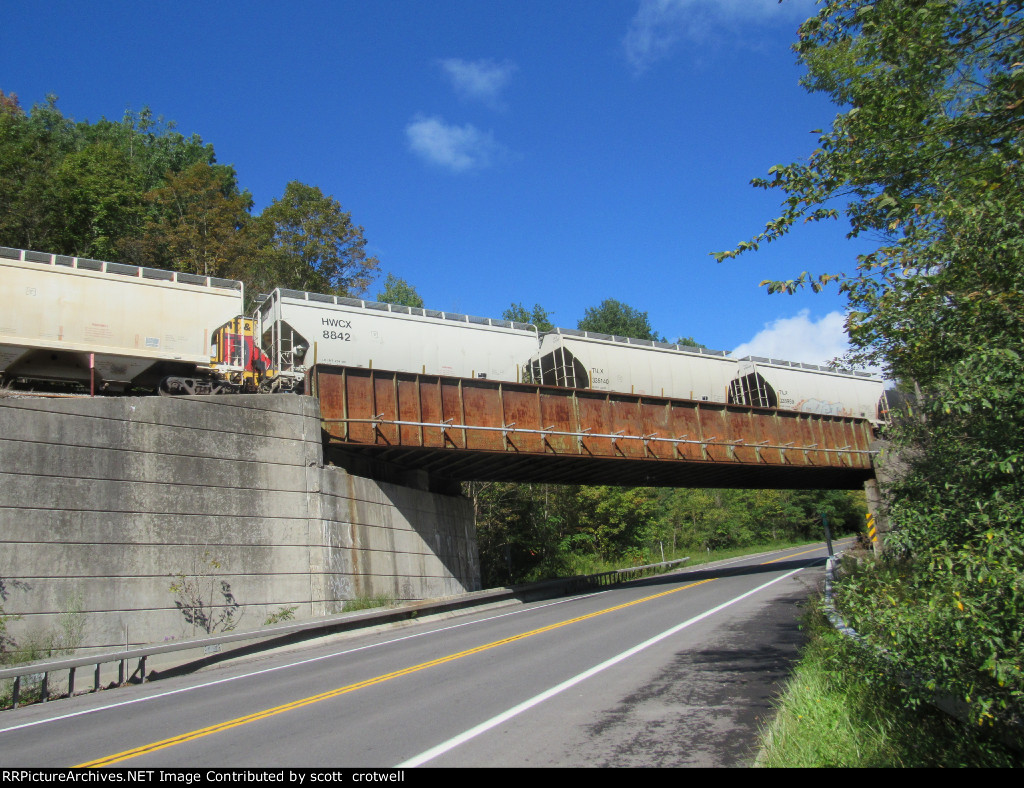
[309,365,877,489]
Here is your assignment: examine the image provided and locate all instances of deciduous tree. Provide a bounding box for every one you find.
[578,298,660,340]
[257,181,379,296]
[47,143,143,259]
[503,302,554,331]
[126,161,255,278]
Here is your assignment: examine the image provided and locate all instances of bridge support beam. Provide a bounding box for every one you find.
[310,365,879,490]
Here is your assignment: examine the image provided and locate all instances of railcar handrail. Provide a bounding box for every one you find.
[323,416,879,456]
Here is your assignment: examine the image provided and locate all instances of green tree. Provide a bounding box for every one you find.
[0,95,225,261]
[571,486,659,558]
[257,181,379,296]
[503,302,554,331]
[470,481,571,585]
[377,273,424,307]
[0,93,79,252]
[578,299,660,340]
[83,107,216,192]
[718,0,1024,727]
[47,143,143,259]
[124,161,255,278]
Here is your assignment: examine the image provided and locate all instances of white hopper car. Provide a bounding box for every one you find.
[0,247,245,392]
[528,328,885,424]
[256,287,540,387]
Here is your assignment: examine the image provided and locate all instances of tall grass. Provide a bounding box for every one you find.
[0,598,87,708]
[757,605,1022,767]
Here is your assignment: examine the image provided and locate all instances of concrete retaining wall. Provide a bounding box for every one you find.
[0,394,478,653]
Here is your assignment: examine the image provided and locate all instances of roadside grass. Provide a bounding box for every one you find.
[756,604,1022,767]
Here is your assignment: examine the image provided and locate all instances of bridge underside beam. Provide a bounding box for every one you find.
[310,365,877,490]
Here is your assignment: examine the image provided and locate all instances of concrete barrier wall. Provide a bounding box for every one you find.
[0,394,477,654]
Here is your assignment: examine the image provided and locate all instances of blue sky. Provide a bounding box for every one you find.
[2,0,870,365]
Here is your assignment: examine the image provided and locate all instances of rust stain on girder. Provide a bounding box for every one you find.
[308,365,877,490]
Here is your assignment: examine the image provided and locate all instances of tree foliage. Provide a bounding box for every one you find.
[123,161,255,277]
[503,302,554,331]
[472,480,865,587]
[377,273,424,308]
[578,298,660,340]
[0,94,379,299]
[257,181,379,296]
[718,0,1024,728]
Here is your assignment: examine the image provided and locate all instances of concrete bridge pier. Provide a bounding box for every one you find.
[864,439,904,554]
[863,477,888,554]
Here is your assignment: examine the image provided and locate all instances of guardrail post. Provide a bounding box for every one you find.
[68,666,76,697]
[40,673,48,703]
[139,656,147,684]
[94,663,101,692]
[12,676,19,708]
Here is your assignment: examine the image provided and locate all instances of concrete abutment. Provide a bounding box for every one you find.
[0,394,479,653]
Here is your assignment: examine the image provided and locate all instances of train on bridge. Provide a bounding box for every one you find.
[0,247,886,424]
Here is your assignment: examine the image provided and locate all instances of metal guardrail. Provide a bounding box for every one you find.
[0,558,690,710]
[567,558,690,591]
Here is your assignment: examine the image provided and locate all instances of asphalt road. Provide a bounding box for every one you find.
[0,541,844,768]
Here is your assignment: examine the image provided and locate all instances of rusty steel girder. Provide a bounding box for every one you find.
[309,365,878,489]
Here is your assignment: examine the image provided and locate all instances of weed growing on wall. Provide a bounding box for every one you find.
[169,552,244,636]
[0,590,87,708]
[263,606,298,626]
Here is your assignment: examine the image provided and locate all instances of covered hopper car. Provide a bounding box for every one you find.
[0,247,264,393]
[528,328,885,424]
[255,287,540,392]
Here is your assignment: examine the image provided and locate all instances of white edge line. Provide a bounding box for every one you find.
[397,564,808,768]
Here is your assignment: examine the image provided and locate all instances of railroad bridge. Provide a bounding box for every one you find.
[309,365,877,491]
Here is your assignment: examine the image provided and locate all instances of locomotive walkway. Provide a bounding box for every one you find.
[310,365,877,490]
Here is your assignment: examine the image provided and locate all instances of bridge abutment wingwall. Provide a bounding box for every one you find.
[0,394,478,653]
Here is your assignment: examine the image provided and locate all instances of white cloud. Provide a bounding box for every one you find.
[438,58,517,110]
[405,115,504,172]
[623,0,816,74]
[731,309,850,366]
